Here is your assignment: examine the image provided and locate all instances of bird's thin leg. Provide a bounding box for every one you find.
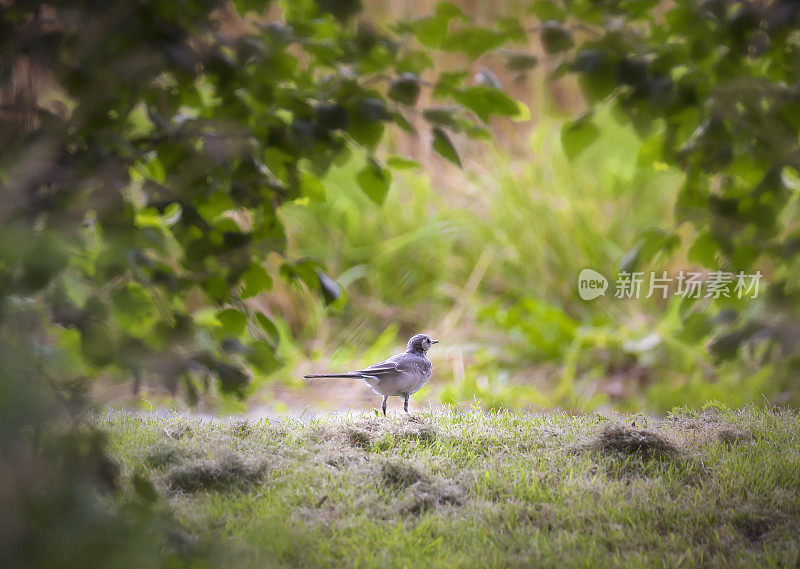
[404,394,409,413]
[382,396,388,416]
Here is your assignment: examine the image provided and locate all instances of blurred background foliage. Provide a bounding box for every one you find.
[247,0,800,416]
[276,105,780,415]
[4,0,800,566]
[3,0,800,420]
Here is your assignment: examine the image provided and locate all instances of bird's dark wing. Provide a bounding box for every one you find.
[354,354,414,377]
[355,354,424,378]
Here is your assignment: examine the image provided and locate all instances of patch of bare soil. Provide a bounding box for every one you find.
[145,442,194,469]
[730,509,789,546]
[717,426,754,447]
[400,479,465,516]
[164,451,268,492]
[381,459,425,489]
[587,425,681,460]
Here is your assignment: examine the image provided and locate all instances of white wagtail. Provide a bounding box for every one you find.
[303,333,438,415]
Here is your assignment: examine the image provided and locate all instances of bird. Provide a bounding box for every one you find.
[303,333,438,416]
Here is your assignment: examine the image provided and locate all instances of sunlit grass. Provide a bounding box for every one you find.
[101,405,800,568]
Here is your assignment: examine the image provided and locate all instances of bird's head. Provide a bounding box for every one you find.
[407,333,438,355]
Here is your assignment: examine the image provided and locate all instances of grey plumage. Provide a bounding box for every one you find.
[303,333,438,415]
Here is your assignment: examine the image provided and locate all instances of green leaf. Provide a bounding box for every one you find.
[506,52,539,72]
[203,275,229,303]
[216,308,247,338]
[197,191,235,222]
[529,0,564,21]
[80,321,116,368]
[233,0,271,15]
[316,0,363,21]
[299,170,325,202]
[540,20,573,53]
[414,17,449,48]
[432,128,462,168]
[241,264,272,299]
[397,50,434,74]
[496,17,528,43]
[560,115,600,160]
[637,132,665,167]
[356,159,392,205]
[246,340,280,374]
[434,1,464,18]
[433,71,469,97]
[413,2,464,48]
[423,106,459,126]
[388,73,421,106]
[254,312,280,346]
[680,312,713,344]
[143,157,165,183]
[111,282,156,334]
[386,156,421,170]
[620,229,679,271]
[281,259,317,292]
[781,166,800,192]
[442,27,506,58]
[349,98,388,149]
[393,112,418,134]
[454,86,520,123]
[19,233,70,292]
[688,232,718,267]
[210,360,249,396]
[512,101,531,122]
[466,123,491,140]
[709,329,749,361]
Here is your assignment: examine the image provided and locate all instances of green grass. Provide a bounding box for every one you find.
[99,406,800,568]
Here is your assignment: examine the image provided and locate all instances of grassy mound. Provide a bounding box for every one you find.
[98,406,800,568]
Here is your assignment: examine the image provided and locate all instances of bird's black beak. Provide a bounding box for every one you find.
[431,339,439,344]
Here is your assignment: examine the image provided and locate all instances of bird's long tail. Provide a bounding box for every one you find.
[303,373,365,379]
